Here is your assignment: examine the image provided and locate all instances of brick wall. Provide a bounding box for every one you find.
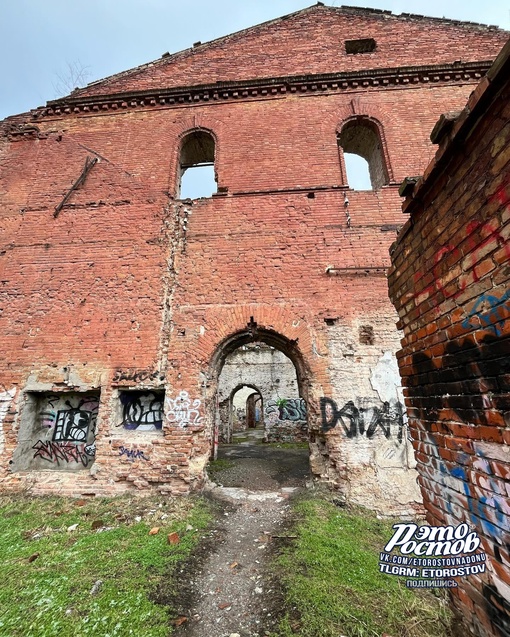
[0,8,507,514]
[73,6,506,97]
[388,41,510,637]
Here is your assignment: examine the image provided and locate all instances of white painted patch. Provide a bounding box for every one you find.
[370,351,404,403]
[375,439,407,468]
[0,388,16,454]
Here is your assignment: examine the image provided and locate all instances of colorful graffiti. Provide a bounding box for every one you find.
[409,331,509,564]
[266,398,307,422]
[119,391,163,431]
[461,289,510,337]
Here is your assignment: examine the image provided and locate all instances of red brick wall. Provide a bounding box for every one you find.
[388,51,510,637]
[0,14,507,510]
[74,6,507,97]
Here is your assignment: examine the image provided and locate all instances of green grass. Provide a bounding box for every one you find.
[207,458,235,471]
[206,458,236,482]
[272,495,453,637]
[0,493,211,637]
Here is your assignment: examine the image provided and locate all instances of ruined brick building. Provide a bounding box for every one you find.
[389,40,510,637]
[0,5,507,517]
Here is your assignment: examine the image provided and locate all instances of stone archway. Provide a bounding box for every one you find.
[219,383,263,443]
[207,326,311,487]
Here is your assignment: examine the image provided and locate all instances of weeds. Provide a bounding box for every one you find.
[0,493,210,637]
[272,495,453,637]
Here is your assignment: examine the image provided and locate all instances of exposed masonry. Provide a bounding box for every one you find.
[0,5,508,527]
[389,40,510,637]
[25,62,491,118]
[217,344,305,444]
[68,4,503,97]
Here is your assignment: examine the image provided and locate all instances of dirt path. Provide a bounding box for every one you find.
[176,431,310,637]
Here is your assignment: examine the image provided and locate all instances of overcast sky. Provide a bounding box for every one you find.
[1,0,509,121]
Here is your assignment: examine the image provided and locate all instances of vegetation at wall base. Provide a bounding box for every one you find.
[271,495,454,637]
[0,493,211,637]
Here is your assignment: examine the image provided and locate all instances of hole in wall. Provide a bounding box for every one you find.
[359,325,375,345]
[118,390,164,431]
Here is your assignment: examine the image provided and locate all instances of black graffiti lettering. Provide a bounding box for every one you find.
[45,395,98,444]
[113,369,160,383]
[320,397,404,442]
[364,402,391,439]
[33,440,93,467]
[338,400,361,437]
[119,391,163,430]
[52,407,94,442]
[394,401,405,444]
[320,397,341,433]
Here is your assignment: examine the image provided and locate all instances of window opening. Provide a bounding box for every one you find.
[177,131,217,199]
[13,391,99,471]
[118,390,164,432]
[338,119,388,190]
[343,153,372,190]
[345,38,376,54]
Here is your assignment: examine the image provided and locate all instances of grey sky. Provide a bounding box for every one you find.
[1,0,509,121]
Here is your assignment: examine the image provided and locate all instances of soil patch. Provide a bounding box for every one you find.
[167,432,309,636]
[211,429,311,491]
[175,488,294,637]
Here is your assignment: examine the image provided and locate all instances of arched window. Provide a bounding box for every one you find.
[177,130,217,199]
[337,118,389,191]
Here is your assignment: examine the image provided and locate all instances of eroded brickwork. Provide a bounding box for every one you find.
[0,6,507,514]
[389,41,510,637]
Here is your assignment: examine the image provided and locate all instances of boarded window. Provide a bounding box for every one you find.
[14,392,99,471]
[118,390,164,432]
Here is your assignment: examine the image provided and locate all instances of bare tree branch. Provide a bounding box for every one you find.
[52,61,91,98]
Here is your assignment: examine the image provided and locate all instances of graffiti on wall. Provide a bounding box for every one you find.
[0,388,16,455]
[266,398,307,422]
[461,289,510,337]
[408,328,510,632]
[119,391,163,431]
[33,440,95,467]
[31,393,98,468]
[113,369,159,383]
[119,446,149,462]
[264,397,308,443]
[410,334,509,543]
[320,397,405,443]
[411,219,510,314]
[166,391,203,428]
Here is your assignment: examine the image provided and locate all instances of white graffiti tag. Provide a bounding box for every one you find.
[166,391,203,428]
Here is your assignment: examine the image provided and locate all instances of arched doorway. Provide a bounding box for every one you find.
[219,383,264,443]
[208,326,311,489]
